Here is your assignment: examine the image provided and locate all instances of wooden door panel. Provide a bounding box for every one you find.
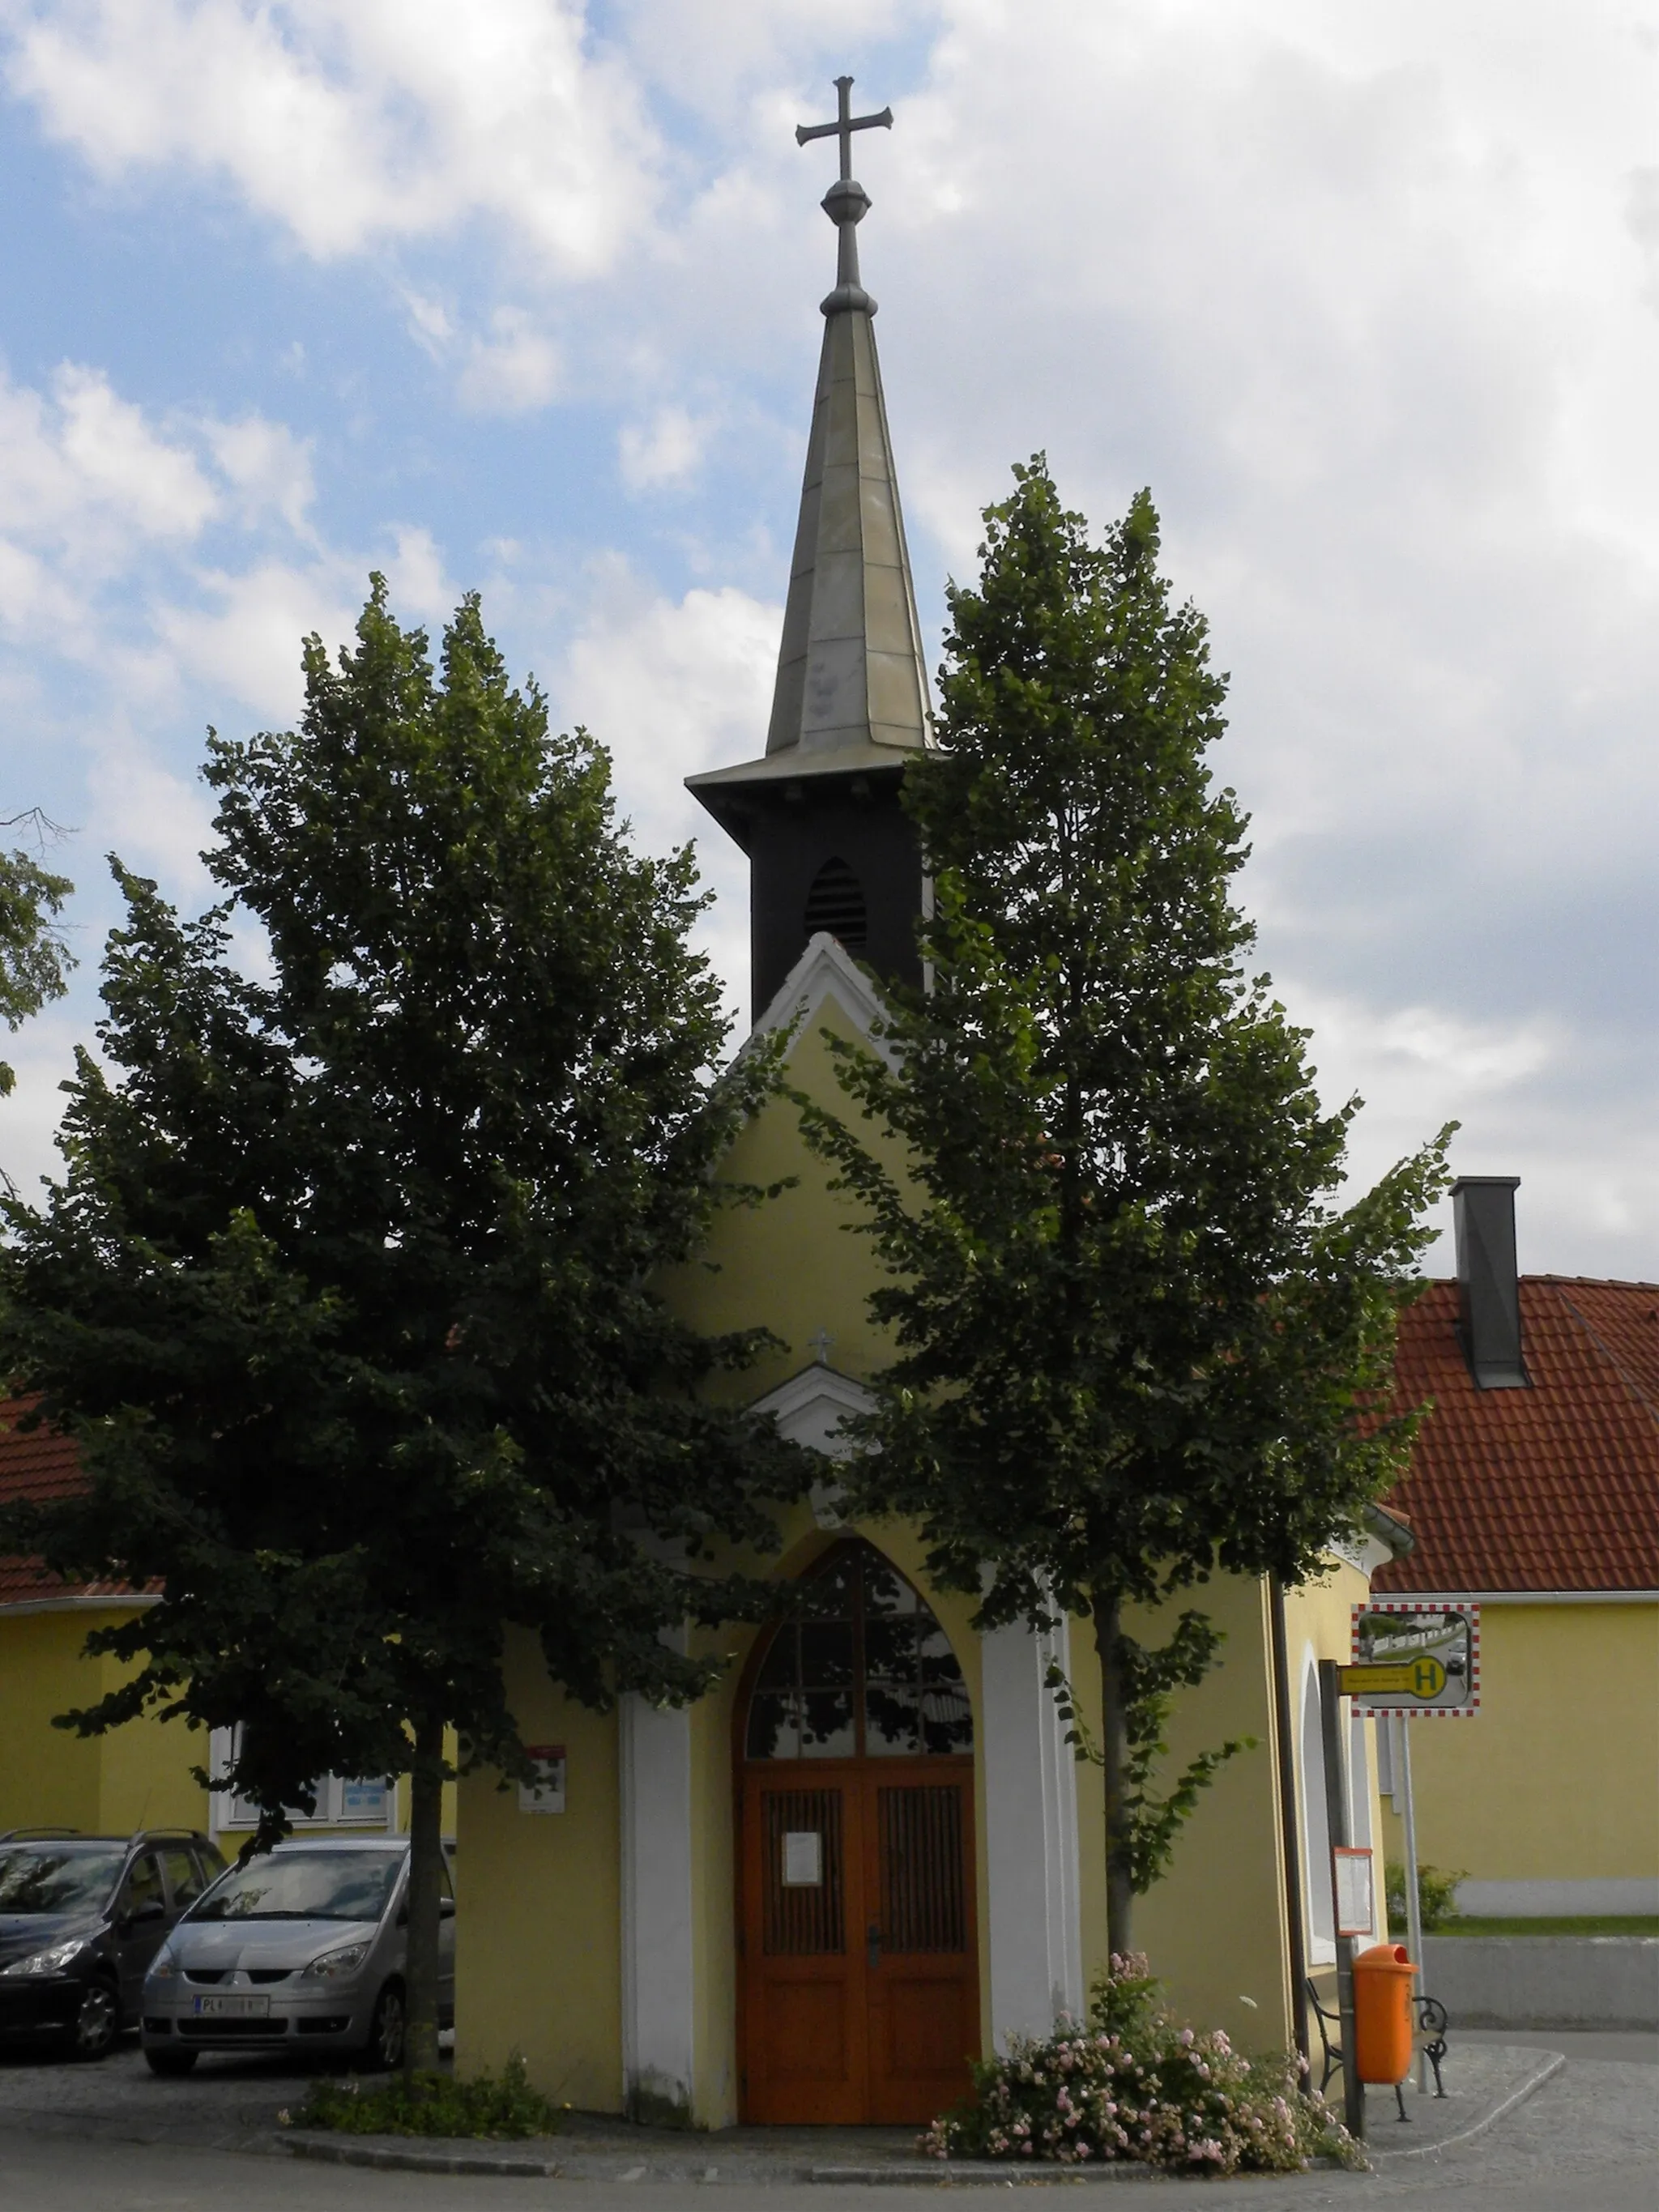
[761,1979,853,2083]
[865,1776,978,2124]
[884,1974,977,2078]
[742,1777,868,2123]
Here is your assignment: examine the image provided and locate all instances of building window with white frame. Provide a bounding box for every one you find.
[207,1728,399,1835]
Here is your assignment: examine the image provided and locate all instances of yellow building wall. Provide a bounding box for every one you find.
[1376,1601,1659,1884]
[2,1602,457,1844]
[455,1630,624,2110]
[655,996,898,1402]
[0,1607,211,1835]
[1111,1575,1290,2052]
[454,985,1394,2107]
[457,1507,988,2123]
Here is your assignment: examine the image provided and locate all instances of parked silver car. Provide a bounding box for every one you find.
[139,1835,454,2074]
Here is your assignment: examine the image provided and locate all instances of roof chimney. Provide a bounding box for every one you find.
[1452,1176,1528,1389]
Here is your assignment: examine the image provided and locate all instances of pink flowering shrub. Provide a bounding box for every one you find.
[920,1954,1358,2175]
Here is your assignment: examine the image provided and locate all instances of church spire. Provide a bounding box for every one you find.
[689,76,931,1018]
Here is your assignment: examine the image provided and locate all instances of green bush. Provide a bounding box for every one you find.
[286,2052,561,2139]
[920,1955,1359,2175]
[1385,1861,1466,1933]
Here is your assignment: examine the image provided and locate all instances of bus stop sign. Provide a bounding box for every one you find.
[1347,1601,1481,1715]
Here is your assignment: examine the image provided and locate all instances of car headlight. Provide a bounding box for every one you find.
[146,1948,179,1982]
[301,1941,369,1981]
[0,1937,87,1977]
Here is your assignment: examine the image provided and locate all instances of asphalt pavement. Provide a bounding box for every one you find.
[0,2032,1653,2212]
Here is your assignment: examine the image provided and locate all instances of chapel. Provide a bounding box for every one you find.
[450,79,1397,2127]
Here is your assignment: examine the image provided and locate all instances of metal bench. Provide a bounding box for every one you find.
[1305,1977,1449,2120]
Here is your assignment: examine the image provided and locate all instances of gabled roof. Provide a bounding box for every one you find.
[0,1398,148,1609]
[746,928,896,1064]
[1372,1279,1659,1596]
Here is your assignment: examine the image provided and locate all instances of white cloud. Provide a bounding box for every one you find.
[0,362,215,588]
[3,0,662,270]
[383,526,456,627]
[551,565,783,1024]
[554,560,778,821]
[457,310,561,416]
[2,2,1657,1274]
[149,558,358,720]
[201,415,316,536]
[619,404,712,492]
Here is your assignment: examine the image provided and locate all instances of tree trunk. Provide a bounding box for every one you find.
[403,1707,446,2078]
[1094,1596,1134,1957]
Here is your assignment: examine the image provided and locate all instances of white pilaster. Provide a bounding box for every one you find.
[619,1653,695,2120]
[980,1612,1085,2046]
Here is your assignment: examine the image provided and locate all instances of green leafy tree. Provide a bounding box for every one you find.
[0,584,807,2073]
[0,809,75,1101]
[800,462,1450,1950]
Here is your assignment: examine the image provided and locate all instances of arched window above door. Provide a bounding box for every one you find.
[744,1541,973,1761]
[804,856,868,954]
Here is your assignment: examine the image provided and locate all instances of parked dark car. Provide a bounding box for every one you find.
[0,1828,227,2059]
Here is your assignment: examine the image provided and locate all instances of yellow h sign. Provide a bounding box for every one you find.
[1337,1656,1448,1701]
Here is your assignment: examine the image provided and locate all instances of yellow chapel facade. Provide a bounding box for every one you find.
[452,83,1398,2127]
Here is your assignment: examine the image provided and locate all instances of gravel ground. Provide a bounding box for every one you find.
[0,2035,356,2150]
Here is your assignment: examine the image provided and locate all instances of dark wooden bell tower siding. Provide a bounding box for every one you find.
[719,771,923,1017]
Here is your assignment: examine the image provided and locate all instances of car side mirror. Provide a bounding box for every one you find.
[121,1899,166,1934]
[394,1898,456,1924]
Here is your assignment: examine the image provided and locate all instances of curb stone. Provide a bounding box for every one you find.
[1366,2048,1565,2163]
[284,2136,561,2177]
[280,2133,1347,2185]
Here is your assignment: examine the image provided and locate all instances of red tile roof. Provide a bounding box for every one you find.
[1372,1279,1659,1596]
[0,1398,148,1608]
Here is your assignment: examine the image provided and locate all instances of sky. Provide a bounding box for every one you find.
[1,0,1656,1281]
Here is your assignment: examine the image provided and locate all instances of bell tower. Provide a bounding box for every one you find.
[687,77,930,1020]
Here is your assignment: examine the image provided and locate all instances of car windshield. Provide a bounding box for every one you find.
[0,1843,126,1916]
[190,1849,403,1924]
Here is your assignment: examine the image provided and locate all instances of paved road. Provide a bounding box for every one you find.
[0,2034,1653,2211]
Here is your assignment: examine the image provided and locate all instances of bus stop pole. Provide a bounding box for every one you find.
[1397,1714,1428,2093]
[1318,1660,1366,2141]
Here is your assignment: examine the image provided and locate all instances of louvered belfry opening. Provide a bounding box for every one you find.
[804,855,868,956]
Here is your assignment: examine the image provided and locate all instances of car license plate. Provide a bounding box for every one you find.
[190,1993,270,2018]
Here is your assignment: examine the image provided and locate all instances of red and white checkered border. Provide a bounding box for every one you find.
[1350,1597,1481,1717]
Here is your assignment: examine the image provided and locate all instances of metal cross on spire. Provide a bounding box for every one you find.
[795,75,893,316]
[795,74,892,181]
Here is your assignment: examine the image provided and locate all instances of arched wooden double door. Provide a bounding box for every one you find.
[737,1540,979,2124]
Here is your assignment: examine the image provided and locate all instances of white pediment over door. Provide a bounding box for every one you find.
[748,1364,876,1528]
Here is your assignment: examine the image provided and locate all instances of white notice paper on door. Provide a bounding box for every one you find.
[782,1831,822,1886]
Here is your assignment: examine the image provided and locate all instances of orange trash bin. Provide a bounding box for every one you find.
[1352,1941,1418,2084]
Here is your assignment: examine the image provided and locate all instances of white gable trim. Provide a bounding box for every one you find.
[748,1362,876,1455]
[748,1364,876,1529]
[745,931,898,1068]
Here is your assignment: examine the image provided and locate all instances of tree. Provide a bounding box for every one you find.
[0,584,807,2073]
[800,462,1451,1951]
[0,809,75,1102]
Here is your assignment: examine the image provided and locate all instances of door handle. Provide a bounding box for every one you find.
[867,1920,881,1971]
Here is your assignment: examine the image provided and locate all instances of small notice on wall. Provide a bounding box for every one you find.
[782,1831,822,1886]
[1333,1847,1375,1938]
[518,1745,567,1814]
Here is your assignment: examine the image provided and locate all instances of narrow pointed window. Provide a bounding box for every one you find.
[804,857,868,954]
